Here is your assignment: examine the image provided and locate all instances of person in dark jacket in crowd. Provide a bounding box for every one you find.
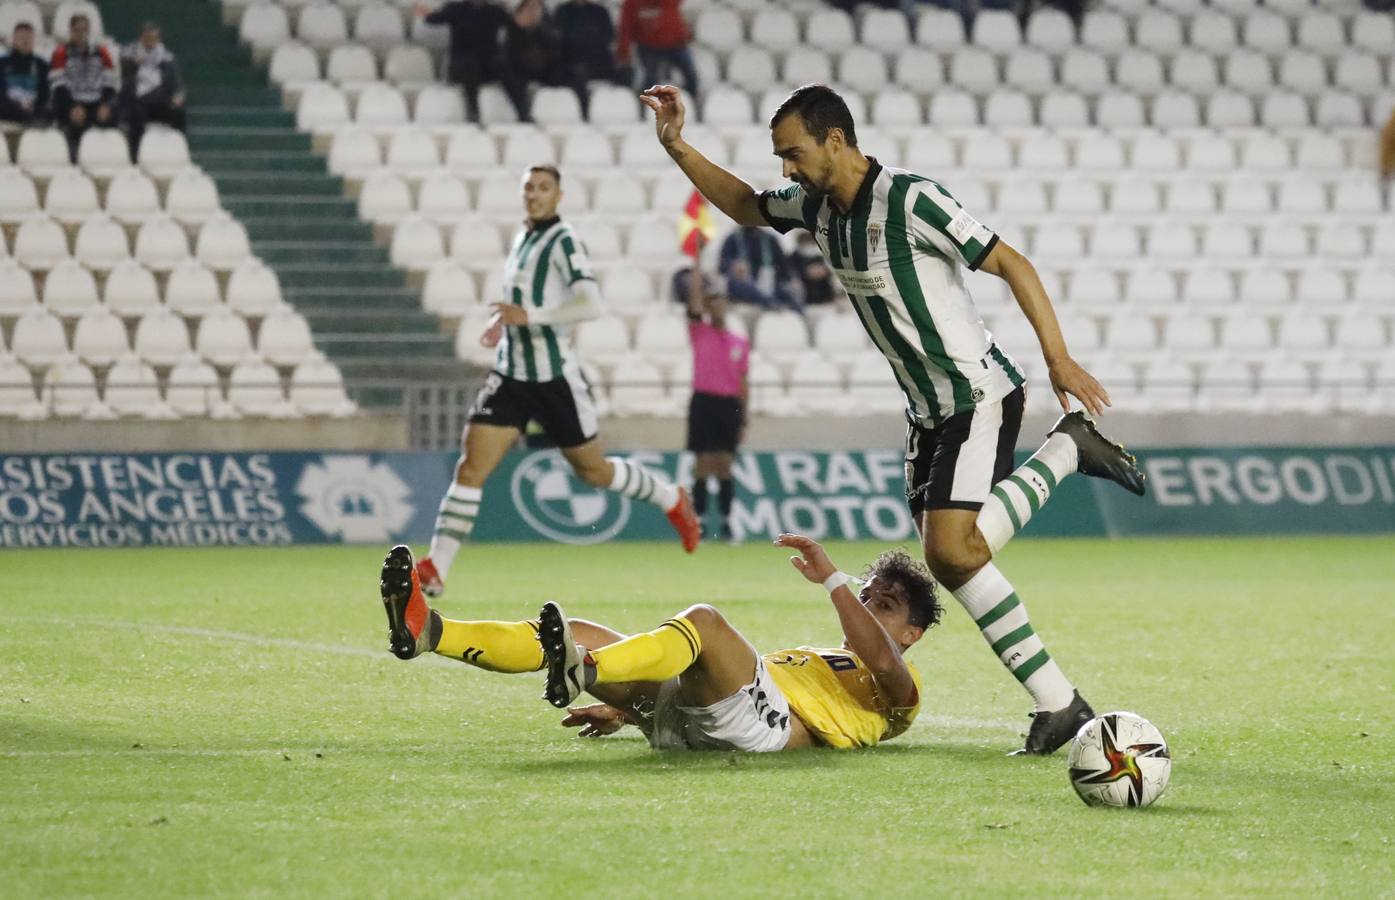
[0,22,49,124]
[49,13,118,160]
[121,22,185,160]
[505,0,560,117]
[555,0,623,118]
[718,226,799,310]
[414,0,528,122]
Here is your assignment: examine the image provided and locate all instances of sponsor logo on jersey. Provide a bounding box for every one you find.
[834,269,889,294]
[867,223,881,253]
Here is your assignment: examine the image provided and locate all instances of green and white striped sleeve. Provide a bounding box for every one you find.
[908,181,999,270]
[554,228,595,284]
[758,183,811,234]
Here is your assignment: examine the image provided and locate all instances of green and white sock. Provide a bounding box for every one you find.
[428,483,481,579]
[977,433,1078,555]
[951,563,1075,712]
[607,457,679,511]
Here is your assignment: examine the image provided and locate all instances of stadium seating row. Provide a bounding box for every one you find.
[3,127,193,179]
[0,168,221,227]
[0,257,283,317]
[323,124,1376,177]
[289,76,1390,130]
[0,213,264,275]
[0,0,103,41]
[2,302,318,368]
[0,351,354,419]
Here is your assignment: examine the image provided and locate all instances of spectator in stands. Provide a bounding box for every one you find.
[504,0,560,119]
[790,231,841,308]
[718,226,798,310]
[555,0,624,118]
[414,0,529,123]
[121,22,186,161]
[0,22,49,125]
[684,267,749,543]
[617,0,699,97]
[49,13,118,162]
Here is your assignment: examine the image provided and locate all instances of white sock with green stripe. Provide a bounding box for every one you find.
[952,563,1075,712]
[977,433,1078,555]
[607,457,680,511]
[428,483,481,579]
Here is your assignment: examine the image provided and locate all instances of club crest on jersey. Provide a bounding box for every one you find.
[868,224,881,253]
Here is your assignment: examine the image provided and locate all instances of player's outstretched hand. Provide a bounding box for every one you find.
[639,85,686,147]
[775,533,838,584]
[1048,356,1111,417]
[561,704,627,737]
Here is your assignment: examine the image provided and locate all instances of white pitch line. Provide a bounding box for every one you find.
[1,614,388,659]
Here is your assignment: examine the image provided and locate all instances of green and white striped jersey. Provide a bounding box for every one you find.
[759,159,1025,426]
[496,216,596,382]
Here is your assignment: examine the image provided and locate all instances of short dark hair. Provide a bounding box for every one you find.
[69,13,88,26]
[528,164,561,186]
[769,84,858,148]
[863,549,942,631]
[13,21,33,32]
[141,21,161,34]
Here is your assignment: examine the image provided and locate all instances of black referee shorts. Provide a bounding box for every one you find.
[686,391,744,453]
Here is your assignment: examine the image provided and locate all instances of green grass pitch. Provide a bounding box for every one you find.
[3,536,1394,897]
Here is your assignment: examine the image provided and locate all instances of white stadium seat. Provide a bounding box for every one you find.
[0,169,40,224]
[297,1,349,50]
[358,171,413,223]
[105,170,162,224]
[14,215,70,269]
[354,3,405,53]
[228,357,289,416]
[326,43,378,86]
[72,305,129,366]
[44,170,100,225]
[195,216,252,271]
[13,304,69,366]
[138,127,191,179]
[76,128,131,178]
[290,352,354,416]
[0,353,43,417]
[42,259,100,318]
[16,129,70,177]
[269,41,320,86]
[0,261,38,316]
[386,45,435,86]
[227,260,285,316]
[166,260,224,318]
[166,169,222,224]
[134,307,192,367]
[239,2,291,54]
[413,85,464,125]
[104,354,170,418]
[385,128,440,171]
[418,174,472,222]
[389,216,445,268]
[195,306,255,367]
[43,355,102,417]
[166,353,222,416]
[258,306,318,366]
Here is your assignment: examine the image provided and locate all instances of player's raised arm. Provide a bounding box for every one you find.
[774,534,917,707]
[978,239,1111,417]
[641,85,765,227]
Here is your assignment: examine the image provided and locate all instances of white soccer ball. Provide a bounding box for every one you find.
[1066,711,1171,808]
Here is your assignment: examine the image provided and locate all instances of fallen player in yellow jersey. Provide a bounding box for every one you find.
[379,535,943,751]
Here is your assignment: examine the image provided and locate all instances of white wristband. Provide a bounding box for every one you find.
[822,572,852,594]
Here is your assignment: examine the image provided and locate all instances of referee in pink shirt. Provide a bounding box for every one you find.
[685,271,749,542]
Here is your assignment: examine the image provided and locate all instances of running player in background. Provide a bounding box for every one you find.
[417,164,700,597]
[683,242,749,543]
[379,536,939,751]
[641,83,1146,755]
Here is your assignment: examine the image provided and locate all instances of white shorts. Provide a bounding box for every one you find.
[646,659,792,752]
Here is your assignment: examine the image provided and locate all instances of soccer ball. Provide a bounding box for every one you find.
[1066,712,1171,808]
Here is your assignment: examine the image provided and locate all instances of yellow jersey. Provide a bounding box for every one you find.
[762,647,922,749]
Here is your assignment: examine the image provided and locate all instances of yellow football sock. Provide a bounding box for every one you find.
[434,618,544,673]
[590,617,702,685]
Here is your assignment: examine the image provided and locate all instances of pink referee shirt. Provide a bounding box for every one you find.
[688,319,749,398]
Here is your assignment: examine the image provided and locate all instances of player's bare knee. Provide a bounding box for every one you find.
[678,603,728,639]
[922,535,986,584]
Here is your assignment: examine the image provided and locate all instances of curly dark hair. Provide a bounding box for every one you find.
[863,549,942,631]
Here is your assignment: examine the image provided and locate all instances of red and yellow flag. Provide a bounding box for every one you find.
[677,189,715,258]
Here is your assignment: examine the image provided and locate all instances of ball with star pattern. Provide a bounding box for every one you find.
[1067,712,1171,808]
